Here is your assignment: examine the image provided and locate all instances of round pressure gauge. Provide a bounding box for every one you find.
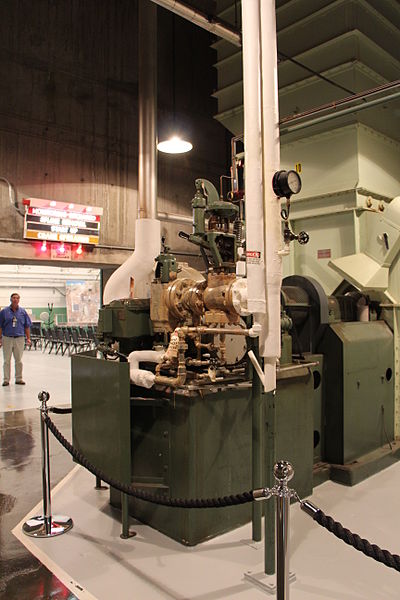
[272,169,302,198]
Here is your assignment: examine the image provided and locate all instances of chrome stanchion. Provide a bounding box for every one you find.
[23,391,73,538]
[274,461,294,600]
[245,460,296,595]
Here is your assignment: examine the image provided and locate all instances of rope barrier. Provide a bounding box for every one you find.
[44,414,254,508]
[43,408,400,573]
[48,406,72,414]
[301,501,400,573]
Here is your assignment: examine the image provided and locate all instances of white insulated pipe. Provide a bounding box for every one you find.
[242,0,282,391]
[103,2,161,305]
[259,0,282,392]
[128,349,165,389]
[241,0,266,317]
[103,218,161,304]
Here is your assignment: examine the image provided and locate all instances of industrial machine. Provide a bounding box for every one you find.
[71,161,398,545]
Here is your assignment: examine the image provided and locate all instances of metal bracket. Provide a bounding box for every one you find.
[244,570,296,594]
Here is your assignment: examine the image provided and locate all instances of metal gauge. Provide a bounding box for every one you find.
[272,169,302,198]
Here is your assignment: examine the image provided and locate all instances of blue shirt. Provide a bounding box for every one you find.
[0,306,32,337]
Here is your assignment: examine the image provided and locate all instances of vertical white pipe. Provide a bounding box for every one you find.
[103,3,160,304]
[241,0,266,319]
[138,1,157,219]
[103,218,161,303]
[259,0,282,392]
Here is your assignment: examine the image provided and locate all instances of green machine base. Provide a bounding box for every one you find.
[314,442,400,487]
[72,353,316,546]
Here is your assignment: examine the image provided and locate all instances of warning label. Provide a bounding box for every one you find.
[317,249,331,259]
[246,250,261,264]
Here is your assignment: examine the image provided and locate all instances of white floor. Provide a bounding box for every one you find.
[13,460,400,600]
[0,348,71,411]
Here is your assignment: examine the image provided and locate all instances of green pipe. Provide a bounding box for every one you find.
[264,390,276,575]
[251,340,263,542]
[121,492,131,539]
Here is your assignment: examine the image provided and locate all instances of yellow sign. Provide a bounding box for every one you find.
[295,162,302,173]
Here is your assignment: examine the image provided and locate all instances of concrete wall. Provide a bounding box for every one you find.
[0,0,229,267]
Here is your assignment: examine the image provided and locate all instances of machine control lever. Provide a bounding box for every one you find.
[383,232,389,250]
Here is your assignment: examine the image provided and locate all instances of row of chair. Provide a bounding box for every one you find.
[29,324,98,355]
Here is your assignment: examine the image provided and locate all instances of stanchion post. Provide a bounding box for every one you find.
[274,461,294,600]
[246,460,296,594]
[41,390,52,534]
[22,391,73,538]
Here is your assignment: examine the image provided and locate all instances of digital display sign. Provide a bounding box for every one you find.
[23,198,103,245]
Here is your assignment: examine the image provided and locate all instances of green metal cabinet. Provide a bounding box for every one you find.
[71,352,131,486]
[117,385,254,546]
[275,367,315,500]
[318,321,394,465]
[71,354,315,545]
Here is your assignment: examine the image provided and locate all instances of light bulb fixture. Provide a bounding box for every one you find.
[157,14,193,155]
[40,241,47,252]
[59,243,65,254]
[76,244,83,255]
[157,136,193,154]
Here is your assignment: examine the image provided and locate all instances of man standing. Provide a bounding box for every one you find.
[0,293,32,386]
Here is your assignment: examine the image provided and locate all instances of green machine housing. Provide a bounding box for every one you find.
[72,271,396,545]
[73,294,317,545]
[282,275,396,486]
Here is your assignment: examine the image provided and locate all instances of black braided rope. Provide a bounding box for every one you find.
[49,406,72,414]
[314,510,400,573]
[44,414,254,508]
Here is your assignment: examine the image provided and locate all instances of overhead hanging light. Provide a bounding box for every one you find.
[157,136,192,154]
[157,15,193,155]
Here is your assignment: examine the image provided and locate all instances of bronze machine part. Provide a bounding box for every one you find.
[164,272,241,325]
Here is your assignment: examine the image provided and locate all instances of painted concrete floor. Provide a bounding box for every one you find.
[2,348,400,599]
[0,347,75,599]
[11,461,400,600]
[1,347,71,412]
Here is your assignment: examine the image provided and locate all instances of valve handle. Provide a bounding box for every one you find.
[297,231,309,245]
[283,227,310,245]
